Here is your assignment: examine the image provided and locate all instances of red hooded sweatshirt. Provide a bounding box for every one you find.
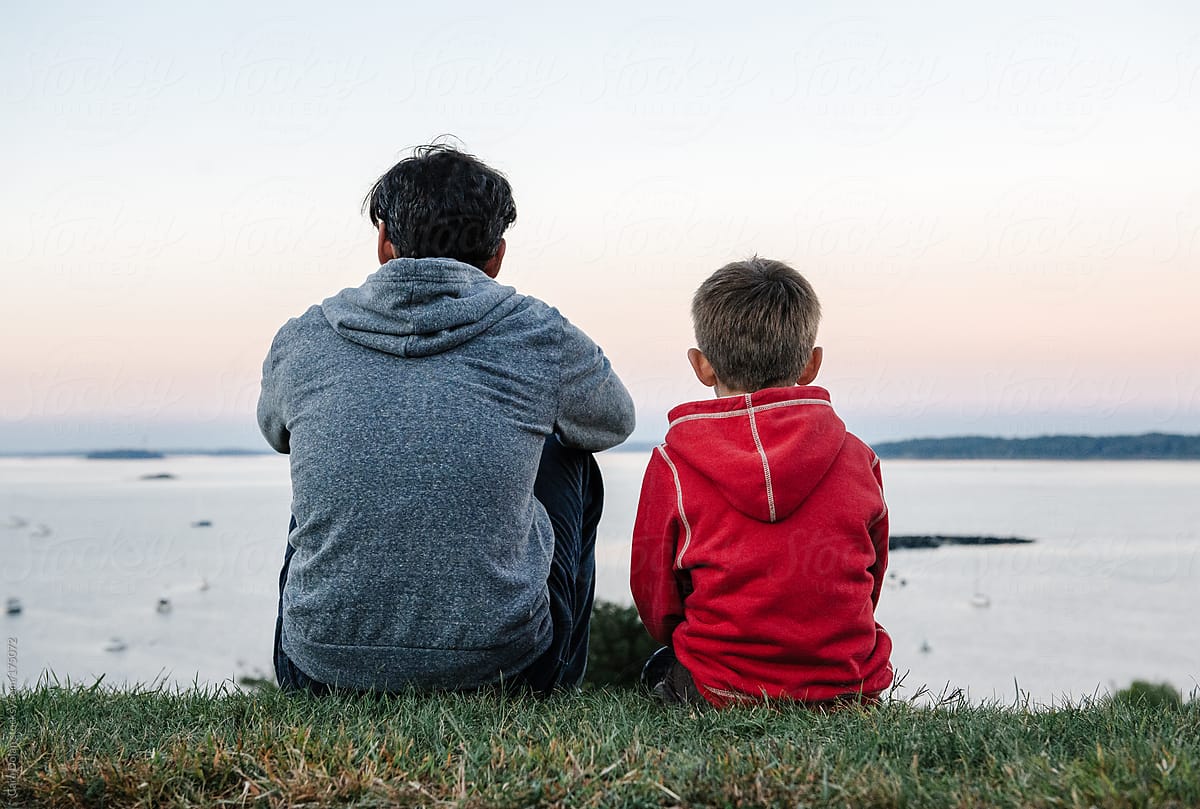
[630,385,893,707]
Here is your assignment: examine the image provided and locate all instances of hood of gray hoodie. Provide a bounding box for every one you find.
[321,257,525,358]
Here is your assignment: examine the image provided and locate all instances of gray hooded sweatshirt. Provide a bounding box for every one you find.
[257,257,636,690]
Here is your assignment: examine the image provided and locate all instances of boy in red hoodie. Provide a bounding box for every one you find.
[630,257,893,708]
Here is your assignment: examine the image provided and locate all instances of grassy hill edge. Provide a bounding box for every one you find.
[2,681,1197,808]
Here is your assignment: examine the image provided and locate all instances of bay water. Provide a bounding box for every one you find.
[2,453,1196,704]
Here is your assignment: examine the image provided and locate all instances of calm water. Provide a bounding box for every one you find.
[2,454,1197,704]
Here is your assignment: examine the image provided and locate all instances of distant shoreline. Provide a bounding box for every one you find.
[1,432,1198,460]
[871,432,1200,460]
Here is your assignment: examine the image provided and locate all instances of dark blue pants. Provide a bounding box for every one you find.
[273,434,603,696]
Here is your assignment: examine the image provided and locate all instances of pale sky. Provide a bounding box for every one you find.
[2,1,1198,451]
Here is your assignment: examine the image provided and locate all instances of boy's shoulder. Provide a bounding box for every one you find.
[842,430,881,467]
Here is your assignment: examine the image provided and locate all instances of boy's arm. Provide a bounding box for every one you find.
[630,448,687,645]
[256,332,291,454]
[867,457,889,607]
[554,316,636,452]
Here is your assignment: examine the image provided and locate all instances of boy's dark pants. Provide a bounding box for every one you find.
[273,434,603,696]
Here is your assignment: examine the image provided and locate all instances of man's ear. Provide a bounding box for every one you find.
[482,238,506,278]
[688,348,719,388]
[797,346,823,385]
[377,223,396,265]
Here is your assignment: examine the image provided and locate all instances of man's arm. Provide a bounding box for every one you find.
[554,317,635,451]
[630,448,687,646]
[256,333,291,454]
[867,457,889,607]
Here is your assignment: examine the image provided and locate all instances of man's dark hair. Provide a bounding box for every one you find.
[692,256,821,393]
[364,143,517,270]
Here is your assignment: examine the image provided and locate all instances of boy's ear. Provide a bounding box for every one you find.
[688,348,719,388]
[797,346,823,385]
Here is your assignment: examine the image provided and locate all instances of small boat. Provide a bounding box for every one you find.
[970,592,991,608]
[2,516,27,529]
[104,637,127,653]
[5,597,21,616]
[191,520,213,528]
[919,639,932,654]
[198,578,210,592]
[156,597,172,614]
[31,524,52,538]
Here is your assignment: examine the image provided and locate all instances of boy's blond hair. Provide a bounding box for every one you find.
[691,256,821,393]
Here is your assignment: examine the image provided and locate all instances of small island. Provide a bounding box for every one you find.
[890,534,1035,550]
[84,449,166,460]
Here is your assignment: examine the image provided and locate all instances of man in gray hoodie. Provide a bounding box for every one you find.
[257,144,636,694]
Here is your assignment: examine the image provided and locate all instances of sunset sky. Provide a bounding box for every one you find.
[2,1,1198,451]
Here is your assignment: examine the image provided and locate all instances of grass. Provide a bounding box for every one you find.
[2,679,1198,808]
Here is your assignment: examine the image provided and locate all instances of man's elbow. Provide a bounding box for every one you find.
[559,398,637,452]
[257,417,291,454]
[263,430,290,454]
[613,395,637,443]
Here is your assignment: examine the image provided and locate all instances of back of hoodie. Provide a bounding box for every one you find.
[258,258,635,691]
[630,386,892,706]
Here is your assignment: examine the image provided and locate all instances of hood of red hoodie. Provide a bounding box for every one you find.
[663,386,847,523]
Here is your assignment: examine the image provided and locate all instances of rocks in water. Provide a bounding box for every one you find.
[5,597,21,616]
[890,535,1035,551]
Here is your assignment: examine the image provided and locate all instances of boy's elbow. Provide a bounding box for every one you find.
[645,616,679,647]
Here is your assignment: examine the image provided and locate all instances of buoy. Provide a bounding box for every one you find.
[156,597,172,614]
[919,640,932,654]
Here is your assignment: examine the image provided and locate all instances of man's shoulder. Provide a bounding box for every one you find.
[271,304,335,344]
[483,292,577,350]
[506,291,561,324]
[274,304,325,333]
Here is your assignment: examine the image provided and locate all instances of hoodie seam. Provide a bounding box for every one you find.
[868,454,887,528]
[668,397,831,429]
[744,394,777,523]
[656,445,693,569]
